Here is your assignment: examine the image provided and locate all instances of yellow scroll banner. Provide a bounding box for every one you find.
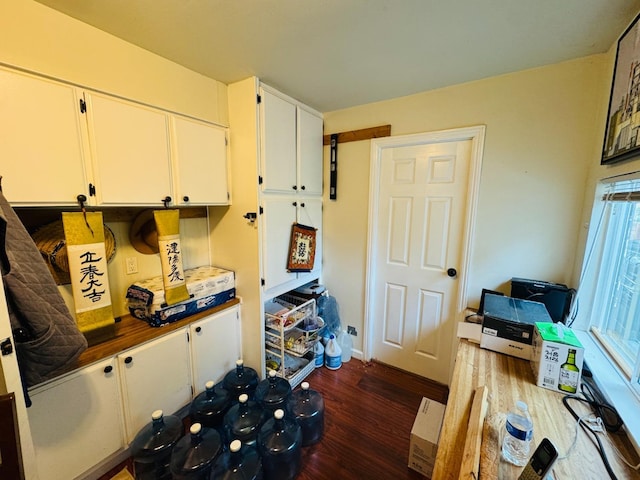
[154,209,190,306]
[62,212,114,334]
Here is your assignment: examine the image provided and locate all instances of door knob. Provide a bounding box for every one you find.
[447,268,457,278]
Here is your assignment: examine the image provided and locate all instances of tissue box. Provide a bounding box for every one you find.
[126,266,235,326]
[408,397,445,477]
[531,322,584,393]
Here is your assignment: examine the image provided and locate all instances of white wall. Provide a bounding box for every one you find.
[322,55,610,356]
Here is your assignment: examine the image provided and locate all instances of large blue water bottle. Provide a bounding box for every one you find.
[169,423,222,479]
[223,393,268,447]
[189,380,231,429]
[130,409,182,480]
[257,409,302,480]
[211,439,264,480]
[223,359,260,400]
[255,369,292,414]
[287,381,325,446]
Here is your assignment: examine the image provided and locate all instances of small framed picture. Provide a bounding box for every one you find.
[287,223,316,272]
[602,12,640,165]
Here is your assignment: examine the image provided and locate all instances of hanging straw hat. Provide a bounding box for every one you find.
[129,209,160,255]
[32,220,117,285]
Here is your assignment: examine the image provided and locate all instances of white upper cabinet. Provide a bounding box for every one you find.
[297,107,324,196]
[0,67,91,206]
[259,87,323,196]
[84,92,173,206]
[171,115,230,206]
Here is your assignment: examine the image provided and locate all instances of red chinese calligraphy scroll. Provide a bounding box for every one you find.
[287,223,317,272]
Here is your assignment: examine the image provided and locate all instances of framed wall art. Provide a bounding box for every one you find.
[287,223,316,272]
[602,12,640,165]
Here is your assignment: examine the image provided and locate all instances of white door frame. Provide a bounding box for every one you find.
[364,125,485,383]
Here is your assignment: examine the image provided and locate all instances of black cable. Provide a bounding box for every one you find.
[562,394,619,479]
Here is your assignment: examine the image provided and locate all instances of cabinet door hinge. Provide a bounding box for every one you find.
[79,98,87,114]
[88,183,96,196]
[258,176,263,185]
[259,206,264,215]
[261,278,265,286]
[257,94,262,104]
[225,136,228,146]
[186,331,190,343]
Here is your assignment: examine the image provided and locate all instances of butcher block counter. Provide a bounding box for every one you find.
[432,339,640,480]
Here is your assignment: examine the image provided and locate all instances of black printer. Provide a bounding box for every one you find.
[510,277,575,324]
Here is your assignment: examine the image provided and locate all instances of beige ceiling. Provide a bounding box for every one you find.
[35,0,640,112]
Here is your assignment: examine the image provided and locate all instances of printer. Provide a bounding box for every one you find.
[481,293,553,360]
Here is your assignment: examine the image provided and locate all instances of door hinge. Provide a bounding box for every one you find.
[258,176,263,185]
[257,94,262,104]
[1,337,13,356]
[79,98,87,114]
[259,206,264,215]
[186,331,190,343]
[88,183,96,196]
[225,136,228,146]
[261,278,265,286]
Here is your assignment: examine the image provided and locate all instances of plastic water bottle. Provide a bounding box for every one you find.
[287,381,325,446]
[258,409,302,480]
[131,409,183,480]
[313,341,324,368]
[501,400,533,466]
[324,334,342,370]
[189,380,231,429]
[338,329,352,363]
[255,369,292,414]
[223,393,268,447]
[211,439,263,480]
[169,423,222,479]
[223,359,259,400]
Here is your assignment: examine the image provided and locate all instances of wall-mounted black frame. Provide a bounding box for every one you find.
[602,12,640,165]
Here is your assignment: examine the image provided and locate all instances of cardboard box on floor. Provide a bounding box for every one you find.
[408,397,445,477]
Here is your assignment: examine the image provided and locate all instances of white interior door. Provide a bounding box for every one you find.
[366,127,483,385]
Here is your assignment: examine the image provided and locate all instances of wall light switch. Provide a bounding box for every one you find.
[125,257,138,275]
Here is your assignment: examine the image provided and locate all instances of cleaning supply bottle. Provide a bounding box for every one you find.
[287,381,325,446]
[324,334,342,370]
[313,341,324,368]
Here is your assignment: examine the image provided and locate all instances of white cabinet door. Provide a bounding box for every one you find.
[260,88,297,194]
[118,329,192,443]
[297,107,323,196]
[28,358,124,480]
[171,115,229,206]
[296,197,323,283]
[190,305,241,393]
[85,92,172,206]
[261,197,298,292]
[0,68,91,206]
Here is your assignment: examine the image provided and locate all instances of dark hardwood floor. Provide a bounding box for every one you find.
[99,359,449,479]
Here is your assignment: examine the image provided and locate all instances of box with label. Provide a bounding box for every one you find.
[480,294,552,360]
[408,397,445,477]
[531,322,584,393]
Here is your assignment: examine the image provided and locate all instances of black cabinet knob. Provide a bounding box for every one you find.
[104,365,113,374]
[162,196,172,207]
[293,202,297,207]
[195,326,202,333]
[301,185,306,190]
[124,356,133,364]
[183,196,190,202]
[300,202,305,208]
[447,268,457,278]
[293,185,298,190]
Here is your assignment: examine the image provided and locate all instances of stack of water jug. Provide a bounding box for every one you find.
[130,359,325,480]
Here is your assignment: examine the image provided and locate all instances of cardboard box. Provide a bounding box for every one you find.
[531,322,584,393]
[480,294,552,360]
[408,397,445,477]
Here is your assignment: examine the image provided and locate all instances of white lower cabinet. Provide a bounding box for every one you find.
[118,328,192,444]
[190,305,241,394]
[28,357,125,480]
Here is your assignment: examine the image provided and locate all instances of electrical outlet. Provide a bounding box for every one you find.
[125,257,138,275]
[347,325,357,336]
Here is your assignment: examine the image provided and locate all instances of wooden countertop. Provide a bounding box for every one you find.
[72,297,240,370]
[432,339,640,480]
